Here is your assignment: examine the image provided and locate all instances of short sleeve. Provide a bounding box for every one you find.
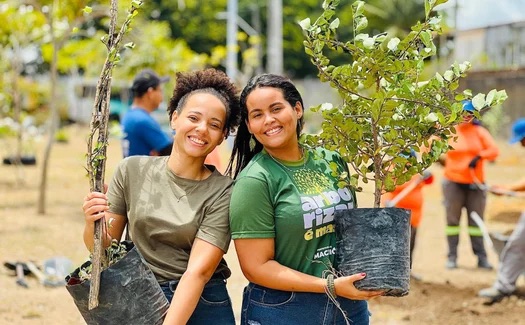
[196,186,232,253]
[107,159,128,216]
[229,176,275,239]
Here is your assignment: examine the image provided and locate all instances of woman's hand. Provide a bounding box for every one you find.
[82,191,109,224]
[334,273,384,300]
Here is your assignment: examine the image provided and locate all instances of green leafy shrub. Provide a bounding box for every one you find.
[300,0,507,207]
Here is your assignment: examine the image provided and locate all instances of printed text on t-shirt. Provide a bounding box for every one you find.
[301,188,354,241]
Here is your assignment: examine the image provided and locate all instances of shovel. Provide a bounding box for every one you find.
[15,263,29,288]
[385,170,433,208]
[470,211,494,251]
[4,261,30,288]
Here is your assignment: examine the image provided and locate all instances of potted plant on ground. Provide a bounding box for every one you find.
[300,0,507,296]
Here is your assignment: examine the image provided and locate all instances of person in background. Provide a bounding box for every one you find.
[382,150,434,280]
[441,100,499,270]
[478,118,525,302]
[227,74,382,325]
[83,69,240,325]
[121,69,173,157]
[204,147,224,173]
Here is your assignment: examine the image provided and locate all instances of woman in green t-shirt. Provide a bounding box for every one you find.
[227,74,383,325]
[82,69,240,325]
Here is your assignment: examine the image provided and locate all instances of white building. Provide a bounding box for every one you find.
[440,0,525,70]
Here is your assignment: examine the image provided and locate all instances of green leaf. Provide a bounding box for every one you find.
[443,70,454,81]
[131,0,143,8]
[485,89,496,106]
[472,93,485,110]
[494,90,508,104]
[363,37,375,49]
[434,72,444,85]
[351,1,365,16]
[83,6,93,14]
[420,30,432,47]
[424,0,431,18]
[387,38,400,51]
[299,18,311,30]
[354,16,368,32]
[329,18,340,30]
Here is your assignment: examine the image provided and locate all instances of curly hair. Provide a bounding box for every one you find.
[167,68,240,136]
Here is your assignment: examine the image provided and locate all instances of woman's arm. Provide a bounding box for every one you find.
[82,191,127,251]
[163,238,226,325]
[234,238,382,300]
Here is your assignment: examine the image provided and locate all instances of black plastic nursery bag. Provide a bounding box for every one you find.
[66,242,169,325]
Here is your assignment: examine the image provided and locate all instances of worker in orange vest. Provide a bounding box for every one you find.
[441,100,499,270]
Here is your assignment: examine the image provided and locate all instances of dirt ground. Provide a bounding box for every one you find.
[1,124,524,325]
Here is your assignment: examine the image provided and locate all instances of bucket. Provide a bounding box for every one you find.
[65,241,169,324]
[334,207,411,297]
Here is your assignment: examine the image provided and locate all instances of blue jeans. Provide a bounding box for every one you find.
[241,283,370,325]
[160,277,235,325]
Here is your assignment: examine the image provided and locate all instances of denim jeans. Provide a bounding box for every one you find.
[160,277,235,325]
[240,283,370,325]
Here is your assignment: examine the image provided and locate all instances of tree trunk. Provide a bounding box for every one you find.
[11,43,24,184]
[37,10,59,215]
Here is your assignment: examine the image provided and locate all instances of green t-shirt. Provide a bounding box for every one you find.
[230,147,356,277]
[108,156,232,283]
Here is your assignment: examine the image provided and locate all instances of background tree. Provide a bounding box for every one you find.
[0,3,46,183]
[139,0,428,78]
[364,0,426,37]
[22,0,101,214]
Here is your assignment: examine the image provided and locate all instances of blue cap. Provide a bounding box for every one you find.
[509,118,525,144]
[462,100,475,112]
[399,148,417,158]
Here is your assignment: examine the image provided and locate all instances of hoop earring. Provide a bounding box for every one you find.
[249,135,256,151]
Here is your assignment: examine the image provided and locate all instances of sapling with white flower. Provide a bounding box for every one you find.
[299,0,507,297]
[300,0,507,208]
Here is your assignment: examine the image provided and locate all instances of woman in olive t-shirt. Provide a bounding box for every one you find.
[82,69,240,325]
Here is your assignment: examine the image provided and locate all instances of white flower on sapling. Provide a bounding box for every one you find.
[387,38,400,51]
[321,103,334,111]
[424,112,438,123]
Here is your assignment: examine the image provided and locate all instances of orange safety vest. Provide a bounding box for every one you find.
[382,174,426,227]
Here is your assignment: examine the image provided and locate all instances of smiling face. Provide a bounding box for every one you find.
[171,92,227,159]
[245,87,303,157]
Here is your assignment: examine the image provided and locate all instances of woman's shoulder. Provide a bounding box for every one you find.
[119,155,164,168]
[236,152,272,178]
[208,165,234,186]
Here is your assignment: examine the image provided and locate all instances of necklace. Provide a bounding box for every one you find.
[169,166,210,202]
[173,181,200,203]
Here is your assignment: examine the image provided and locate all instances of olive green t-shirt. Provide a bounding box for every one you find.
[108,156,232,282]
[230,147,356,277]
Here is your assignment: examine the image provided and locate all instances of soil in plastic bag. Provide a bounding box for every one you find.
[65,241,169,324]
[335,207,411,297]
